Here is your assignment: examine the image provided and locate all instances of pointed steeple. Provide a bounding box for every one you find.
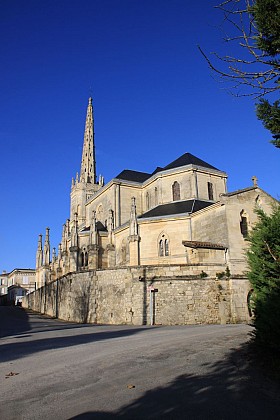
[80,97,96,184]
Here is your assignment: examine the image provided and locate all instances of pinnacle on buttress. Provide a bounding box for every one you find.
[80,97,96,184]
[129,197,138,237]
[36,234,43,269]
[43,227,50,266]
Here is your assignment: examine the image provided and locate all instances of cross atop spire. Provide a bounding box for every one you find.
[80,97,96,184]
[252,175,258,187]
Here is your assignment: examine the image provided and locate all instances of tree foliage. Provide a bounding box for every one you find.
[247,205,280,352]
[200,0,280,147]
[252,0,280,56]
[256,99,280,147]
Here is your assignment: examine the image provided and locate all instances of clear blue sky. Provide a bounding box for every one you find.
[1,0,278,272]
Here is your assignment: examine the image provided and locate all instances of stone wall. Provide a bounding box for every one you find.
[23,265,252,325]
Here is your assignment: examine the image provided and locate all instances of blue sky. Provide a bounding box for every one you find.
[1,0,278,272]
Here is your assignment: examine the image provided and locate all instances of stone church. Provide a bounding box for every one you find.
[31,98,276,325]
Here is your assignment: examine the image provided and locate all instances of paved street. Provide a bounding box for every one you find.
[0,307,279,420]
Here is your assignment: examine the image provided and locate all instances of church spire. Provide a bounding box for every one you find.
[80,97,96,184]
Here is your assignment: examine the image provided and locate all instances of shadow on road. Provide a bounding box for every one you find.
[0,327,148,362]
[70,342,280,420]
[0,307,152,362]
[0,306,99,339]
[0,306,30,338]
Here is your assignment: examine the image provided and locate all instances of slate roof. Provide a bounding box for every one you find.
[114,153,220,183]
[161,153,219,171]
[221,186,258,197]
[114,169,151,183]
[139,199,214,218]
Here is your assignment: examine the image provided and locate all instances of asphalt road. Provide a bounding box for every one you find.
[0,307,279,420]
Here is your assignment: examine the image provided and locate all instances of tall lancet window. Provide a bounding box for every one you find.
[159,233,170,257]
[207,182,214,200]
[79,248,89,269]
[172,181,180,201]
[240,210,249,238]
[165,239,169,256]
[159,240,164,256]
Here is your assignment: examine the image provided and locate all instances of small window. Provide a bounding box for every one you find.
[159,240,164,256]
[159,235,170,257]
[22,276,29,285]
[172,181,180,201]
[255,195,262,209]
[207,182,214,200]
[240,210,248,238]
[80,248,88,269]
[165,239,169,256]
[240,216,248,238]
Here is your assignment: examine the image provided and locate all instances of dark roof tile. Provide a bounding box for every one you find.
[139,199,214,218]
[162,153,219,171]
[114,153,221,184]
[115,169,151,183]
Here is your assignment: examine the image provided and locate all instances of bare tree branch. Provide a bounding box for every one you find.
[199,0,280,99]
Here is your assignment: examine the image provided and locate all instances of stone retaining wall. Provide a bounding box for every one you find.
[22,265,251,325]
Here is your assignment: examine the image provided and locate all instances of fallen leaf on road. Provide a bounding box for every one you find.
[127,384,135,389]
[5,372,19,378]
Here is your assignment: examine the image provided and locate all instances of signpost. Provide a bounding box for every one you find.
[147,286,158,326]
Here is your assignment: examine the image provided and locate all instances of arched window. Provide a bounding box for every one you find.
[159,234,170,257]
[240,210,248,238]
[172,181,180,201]
[207,182,214,200]
[79,248,88,269]
[80,252,84,268]
[165,239,169,256]
[255,195,262,209]
[159,240,164,256]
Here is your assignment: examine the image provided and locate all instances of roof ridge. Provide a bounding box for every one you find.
[162,152,220,171]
